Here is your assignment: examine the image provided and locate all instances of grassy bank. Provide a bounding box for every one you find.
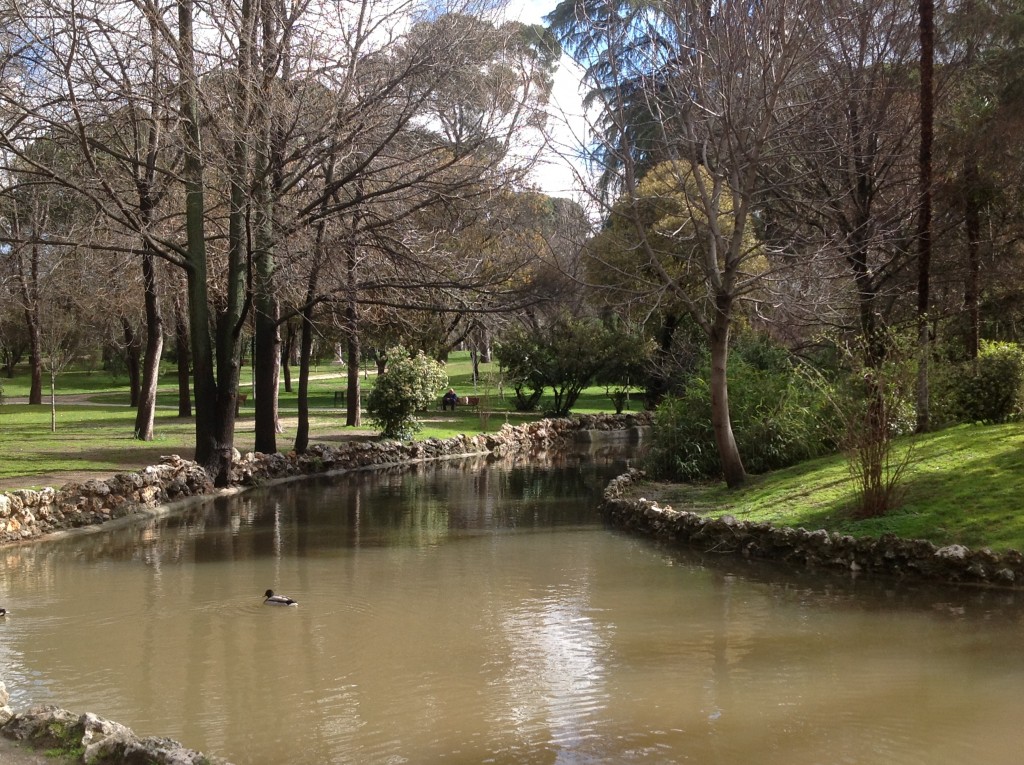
[10,355,1015,556]
[0,352,629,485]
[628,422,1024,552]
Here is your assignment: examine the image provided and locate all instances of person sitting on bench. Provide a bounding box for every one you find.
[442,388,459,411]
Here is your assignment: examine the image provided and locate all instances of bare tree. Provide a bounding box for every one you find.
[553,0,825,487]
[916,0,935,432]
[1,0,560,479]
[765,0,921,362]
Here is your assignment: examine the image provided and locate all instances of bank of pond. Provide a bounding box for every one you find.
[2,414,1024,764]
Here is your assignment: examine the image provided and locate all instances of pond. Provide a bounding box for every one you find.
[2,444,1024,764]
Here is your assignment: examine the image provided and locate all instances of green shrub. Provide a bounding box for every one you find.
[947,341,1024,424]
[644,347,838,482]
[495,317,652,417]
[366,345,448,440]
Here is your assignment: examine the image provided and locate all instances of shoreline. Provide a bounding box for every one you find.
[1,413,650,763]
[599,468,1024,590]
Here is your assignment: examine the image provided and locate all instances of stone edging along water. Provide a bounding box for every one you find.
[0,413,650,762]
[600,468,1024,589]
[0,413,652,547]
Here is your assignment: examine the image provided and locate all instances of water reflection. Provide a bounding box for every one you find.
[2,444,1024,764]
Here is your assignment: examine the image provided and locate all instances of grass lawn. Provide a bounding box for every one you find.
[0,351,628,486]
[10,353,1017,556]
[628,422,1024,552]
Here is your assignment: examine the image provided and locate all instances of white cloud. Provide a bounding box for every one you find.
[506,1,592,201]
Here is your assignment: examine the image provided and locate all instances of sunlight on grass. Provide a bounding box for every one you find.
[0,352,621,485]
[9,353,1020,555]
[631,423,1024,551]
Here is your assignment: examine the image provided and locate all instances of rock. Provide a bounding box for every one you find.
[937,544,970,561]
[1,414,649,547]
[597,468,1024,590]
[80,711,133,751]
[9,490,39,508]
[1,706,233,765]
[1,705,82,750]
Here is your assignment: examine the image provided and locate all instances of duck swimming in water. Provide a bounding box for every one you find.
[0,608,8,616]
[263,589,298,606]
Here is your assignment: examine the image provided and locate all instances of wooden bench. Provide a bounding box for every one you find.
[460,396,480,410]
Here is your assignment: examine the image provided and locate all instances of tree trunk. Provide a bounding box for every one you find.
[253,232,280,453]
[178,0,223,480]
[24,304,43,405]
[345,327,362,427]
[281,322,293,393]
[174,296,192,418]
[709,307,745,488]
[16,242,43,405]
[294,303,315,454]
[915,0,934,434]
[344,242,361,427]
[50,368,57,433]
[134,250,164,441]
[121,317,142,408]
[252,0,284,454]
[963,155,982,362]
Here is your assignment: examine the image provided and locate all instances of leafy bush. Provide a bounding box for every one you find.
[366,345,448,440]
[495,317,652,416]
[945,341,1024,424]
[644,346,838,482]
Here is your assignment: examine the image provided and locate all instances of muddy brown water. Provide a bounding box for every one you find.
[2,447,1024,764]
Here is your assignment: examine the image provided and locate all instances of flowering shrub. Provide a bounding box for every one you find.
[366,345,448,439]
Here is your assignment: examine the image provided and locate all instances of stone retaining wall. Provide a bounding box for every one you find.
[0,698,229,764]
[0,413,650,762]
[0,412,652,547]
[600,468,1024,589]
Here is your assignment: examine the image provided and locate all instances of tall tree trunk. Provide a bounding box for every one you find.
[915,0,934,434]
[345,310,362,427]
[201,0,260,482]
[15,239,43,405]
[178,0,223,479]
[294,301,316,454]
[344,236,361,427]
[134,250,164,440]
[281,321,293,393]
[963,155,982,362]
[49,367,57,433]
[253,217,280,453]
[174,296,192,418]
[134,23,167,442]
[252,0,284,454]
[121,318,142,408]
[709,303,745,488]
[24,303,42,406]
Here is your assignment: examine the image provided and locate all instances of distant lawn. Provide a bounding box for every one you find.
[4,355,1023,554]
[0,351,625,486]
[628,422,1024,552]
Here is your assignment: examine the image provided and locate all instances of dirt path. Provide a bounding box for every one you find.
[0,470,123,492]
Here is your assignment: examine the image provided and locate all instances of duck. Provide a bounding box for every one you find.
[0,608,7,617]
[263,589,298,606]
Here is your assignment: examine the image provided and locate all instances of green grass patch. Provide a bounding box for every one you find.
[630,422,1024,552]
[0,351,622,487]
